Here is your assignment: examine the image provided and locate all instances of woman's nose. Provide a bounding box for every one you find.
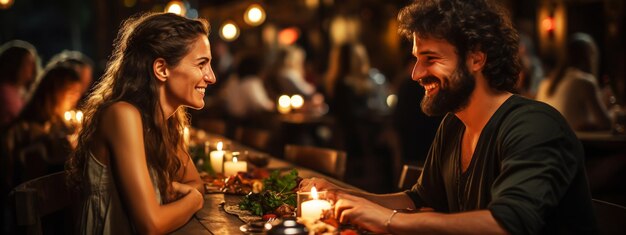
[204,68,216,84]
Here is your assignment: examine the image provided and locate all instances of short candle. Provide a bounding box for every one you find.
[210,141,224,173]
[300,186,331,221]
[224,156,247,176]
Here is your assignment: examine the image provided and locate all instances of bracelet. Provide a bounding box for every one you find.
[385,209,398,234]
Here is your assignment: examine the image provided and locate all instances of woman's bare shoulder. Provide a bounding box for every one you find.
[100,101,143,132]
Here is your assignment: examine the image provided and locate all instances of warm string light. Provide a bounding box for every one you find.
[244,4,266,26]
[220,21,240,41]
[165,1,186,16]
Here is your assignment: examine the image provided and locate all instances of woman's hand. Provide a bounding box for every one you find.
[171,182,204,211]
[333,193,392,234]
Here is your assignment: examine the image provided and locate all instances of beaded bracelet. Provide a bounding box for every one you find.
[385,209,398,234]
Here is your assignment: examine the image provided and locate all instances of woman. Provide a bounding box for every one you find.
[66,13,214,234]
[536,33,610,131]
[6,66,82,184]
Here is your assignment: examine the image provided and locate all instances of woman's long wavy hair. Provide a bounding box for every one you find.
[66,12,209,202]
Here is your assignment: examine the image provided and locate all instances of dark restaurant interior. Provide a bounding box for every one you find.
[1,0,626,234]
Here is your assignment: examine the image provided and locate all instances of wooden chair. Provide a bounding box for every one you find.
[592,199,626,234]
[284,145,347,180]
[196,118,227,136]
[8,171,79,235]
[397,164,423,190]
[234,127,272,151]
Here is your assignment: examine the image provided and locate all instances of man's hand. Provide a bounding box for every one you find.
[333,193,392,234]
[299,177,343,200]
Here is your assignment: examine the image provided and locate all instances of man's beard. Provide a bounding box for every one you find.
[421,64,475,116]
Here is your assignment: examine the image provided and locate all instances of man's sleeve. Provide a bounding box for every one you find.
[488,108,582,234]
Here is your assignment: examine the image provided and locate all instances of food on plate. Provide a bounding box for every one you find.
[239,169,301,216]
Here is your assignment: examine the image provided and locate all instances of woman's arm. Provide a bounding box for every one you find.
[102,102,203,234]
[177,147,205,194]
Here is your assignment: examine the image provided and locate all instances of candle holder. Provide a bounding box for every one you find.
[296,190,328,219]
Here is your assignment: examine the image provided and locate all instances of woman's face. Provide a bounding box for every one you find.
[164,35,215,110]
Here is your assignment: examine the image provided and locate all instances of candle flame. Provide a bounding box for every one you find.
[233,156,238,163]
[311,186,318,200]
[217,141,223,151]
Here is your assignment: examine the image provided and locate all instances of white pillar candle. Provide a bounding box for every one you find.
[223,156,247,176]
[300,186,331,221]
[210,142,224,173]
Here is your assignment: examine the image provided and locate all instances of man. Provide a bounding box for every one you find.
[300,0,597,234]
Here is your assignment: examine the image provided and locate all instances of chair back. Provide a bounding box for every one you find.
[284,145,347,180]
[592,199,626,234]
[8,171,79,235]
[397,164,422,190]
[234,127,272,151]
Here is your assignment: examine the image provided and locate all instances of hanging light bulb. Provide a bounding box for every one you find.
[244,4,266,26]
[220,21,240,41]
[0,0,14,9]
[165,1,186,16]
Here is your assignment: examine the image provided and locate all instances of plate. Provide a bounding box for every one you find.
[239,221,269,234]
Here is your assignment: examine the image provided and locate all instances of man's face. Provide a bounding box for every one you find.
[411,33,475,116]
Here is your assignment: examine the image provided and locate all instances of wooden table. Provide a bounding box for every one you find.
[172,135,357,234]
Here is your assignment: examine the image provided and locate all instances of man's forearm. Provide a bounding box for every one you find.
[390,210,509,235]
[344,191,416,210]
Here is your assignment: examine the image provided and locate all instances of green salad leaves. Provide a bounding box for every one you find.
[239,169,299,216]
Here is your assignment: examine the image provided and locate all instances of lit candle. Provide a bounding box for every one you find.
[223,156,247,176]
[183,126,190,147]
[277,95,292,114]
[210,142,224,173]
[300,186,331,221]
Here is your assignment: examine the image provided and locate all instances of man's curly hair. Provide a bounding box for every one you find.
[398,0,521,92]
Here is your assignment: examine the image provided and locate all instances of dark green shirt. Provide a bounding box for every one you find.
[405,95,597,234]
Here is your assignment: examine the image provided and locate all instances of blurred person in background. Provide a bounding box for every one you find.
[515,33,544,98]
[0,40,41,127]
[265,45,316,101]
[224,53,275,123]
[46,50,95,102]
[65,13,211,234]
[536,32,611,131]
[325,42,385,184]
[4,66,81,185]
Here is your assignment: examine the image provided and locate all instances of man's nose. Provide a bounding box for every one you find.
[411,60,427,81]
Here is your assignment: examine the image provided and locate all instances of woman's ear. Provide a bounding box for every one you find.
[467,51,486,73]
[153,58,169,82]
